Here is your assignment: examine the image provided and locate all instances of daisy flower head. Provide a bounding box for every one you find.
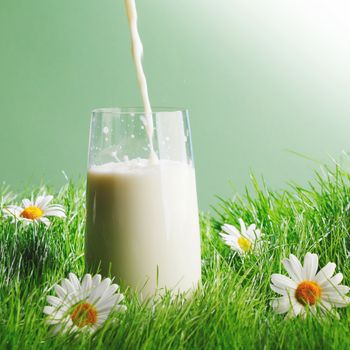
[220,218,262,255]
[3,195,66,227]
[271,252,350,318]
[44,273,126,334]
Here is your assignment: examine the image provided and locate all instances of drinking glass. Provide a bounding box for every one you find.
[86,107,201,298]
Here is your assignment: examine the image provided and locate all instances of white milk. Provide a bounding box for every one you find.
[86,159,202,298]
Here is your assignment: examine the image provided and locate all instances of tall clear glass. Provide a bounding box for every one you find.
[86,107,201,298]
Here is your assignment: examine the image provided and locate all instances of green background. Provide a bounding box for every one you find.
[1,0,350,209]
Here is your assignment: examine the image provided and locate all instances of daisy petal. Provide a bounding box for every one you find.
[221,224,241,239]
[270,283,287,296]
[47,295,62,307]
[238,218,247,236]
[114,304,127,312]
[247,223,256,232]
[303,252,318,280]
[315,263,336,285]
[4,206,22,217]
[319,300,332,312]
[89,278,112,304]
[36,195,53,208]
[254,229,262,239]
[92,274,102,288]
[22,199,32,208]
[40,217,51,227]
[245,228,257,241]
[282,255,304,282]
[220,234,240,251]
[103,284,119,299]
[82,274,92,293]
[271,273,297,291]
[44,209,66,218]
[271,296,292,314]
[61,279,75,294]
[43,306,56,315]
[290,300,303,317]
[323,295,350,307]
[54,284,67,299]
[97,297,120,313]
[68,273,80,290]
[330,273,343,286]
[219,233,235,244]
[96,293,124,309]
[322,284,350,295]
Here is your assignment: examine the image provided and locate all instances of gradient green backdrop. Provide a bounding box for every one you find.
[1,0,350,209]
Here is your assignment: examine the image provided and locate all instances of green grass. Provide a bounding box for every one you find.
[1,163,350,349]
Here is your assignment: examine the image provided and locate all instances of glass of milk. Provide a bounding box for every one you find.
[86,107,201,299]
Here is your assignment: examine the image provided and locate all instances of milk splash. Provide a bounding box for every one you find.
[124,0,157,162]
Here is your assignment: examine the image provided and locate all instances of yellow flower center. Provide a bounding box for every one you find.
[70,302,98,328]
[295,281,321,306]
[238,236,252,252]
[20,206,44,220]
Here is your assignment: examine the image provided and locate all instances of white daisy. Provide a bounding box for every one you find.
[44,273,127,334]
[271,252,350,318]
[220,218,262,254]
[3,195,66,227]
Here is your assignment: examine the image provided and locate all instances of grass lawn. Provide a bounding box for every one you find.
[1,163,350,349]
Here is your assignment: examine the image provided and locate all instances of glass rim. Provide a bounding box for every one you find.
[91,107,188,115]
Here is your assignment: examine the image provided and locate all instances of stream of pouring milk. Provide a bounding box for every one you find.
[124,0,157,162]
